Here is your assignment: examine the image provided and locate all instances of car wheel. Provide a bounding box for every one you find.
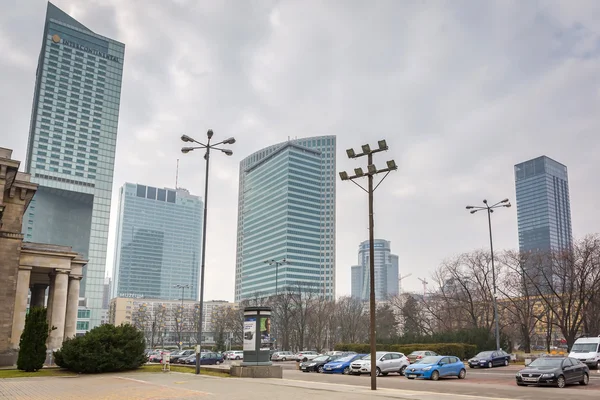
[468,365,474,369]
[557,375,566,388]
[431,370,440,381]
[303,358,308,362]
[504,359,509,366]
[517,382,526,386]
[596,361,600,370]
[318,366,324,373]
[458,369,466,379]
[487,361,493,369]
[282,357,286,361]
[580,373,589,386]
[407,376,415,380]
[381,372,388,376]
[343,367,350,375]
[236,356,240,360]
[215,361,221,365]
[375,367,382,377]
[399,365,407,376]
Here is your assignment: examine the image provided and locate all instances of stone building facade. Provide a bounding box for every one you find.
[0,147,87,366]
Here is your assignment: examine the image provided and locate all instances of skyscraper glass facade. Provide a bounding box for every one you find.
[234,136,336,301]
[514,156,573,253]
[351,239,399,301]
[23,3,125,328]
[111,184,203,301]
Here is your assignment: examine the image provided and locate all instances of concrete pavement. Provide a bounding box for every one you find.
[2,369,600,400]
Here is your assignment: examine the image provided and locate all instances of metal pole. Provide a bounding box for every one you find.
[181,286,185,350]
[367,152,377,391]
[275,262,279,296]
[195,139,211,375]
[487,207,500,351]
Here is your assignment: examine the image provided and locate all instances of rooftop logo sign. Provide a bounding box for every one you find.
[50,33,120,63]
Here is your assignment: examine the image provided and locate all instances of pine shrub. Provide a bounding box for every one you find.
[17,307,50,372]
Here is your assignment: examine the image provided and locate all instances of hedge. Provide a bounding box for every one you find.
[334,343,477,360]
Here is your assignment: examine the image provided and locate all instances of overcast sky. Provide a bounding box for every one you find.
[2,0,599,302]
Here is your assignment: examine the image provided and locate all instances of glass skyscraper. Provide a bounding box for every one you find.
[514,156,573,253]
[23,3,125,328]
[234,136,336,301]
[111,184,203,301]
[351,239,399,301]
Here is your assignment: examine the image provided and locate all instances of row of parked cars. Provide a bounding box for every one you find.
[146,349,226,365]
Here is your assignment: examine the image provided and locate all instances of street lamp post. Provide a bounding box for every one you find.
[339,140,397,391]
[466,198,511,352]
[264,258,288,296]
[181,129,235,375]
[173,284,189,349]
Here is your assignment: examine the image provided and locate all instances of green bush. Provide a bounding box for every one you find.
[17,307,50,372]
[54,324,146,373]
[334,342,477,360]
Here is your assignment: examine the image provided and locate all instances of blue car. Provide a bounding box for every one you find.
[323,354,366,374]
[405,356,466,381]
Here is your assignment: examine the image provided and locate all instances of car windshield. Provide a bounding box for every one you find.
[571,343,599,353]
[416,356,441,364]
[336,355,356,362]
[409,351,424,356]
[313,356,328,361]
[528,358,563,368]
[475,351,494,358]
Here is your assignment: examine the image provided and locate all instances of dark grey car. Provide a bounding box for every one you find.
[516,356,589,388]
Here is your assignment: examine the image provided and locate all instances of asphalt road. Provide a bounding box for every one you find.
[277,362,600,400]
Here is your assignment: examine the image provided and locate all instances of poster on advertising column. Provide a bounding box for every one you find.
[243,316,256,351]
[260,315,271,351]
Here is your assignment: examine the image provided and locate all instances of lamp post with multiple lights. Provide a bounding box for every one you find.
[339,140,397,391]
[180,129,235,374]
[465,198,511,352]
[264,258,288,296]
[173,284,189,349]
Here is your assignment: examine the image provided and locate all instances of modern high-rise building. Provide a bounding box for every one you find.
[22,2,125,328]
[234,136,336,301]
[351,239,399,301]
[514,156,573,253]
[111,183,203,301]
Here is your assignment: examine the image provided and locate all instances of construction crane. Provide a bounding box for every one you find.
[398,273,413,292]
[418,277,429,295]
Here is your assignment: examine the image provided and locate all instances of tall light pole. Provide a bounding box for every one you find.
[264,258,288,296]
[173,284,189,349]
[181,130,235,374]
[339,140,397,391]
[466,198,511,351]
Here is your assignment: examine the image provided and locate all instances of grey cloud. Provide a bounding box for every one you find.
[1,0,599,299]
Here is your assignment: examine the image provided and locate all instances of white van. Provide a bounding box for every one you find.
[568,336,600,369]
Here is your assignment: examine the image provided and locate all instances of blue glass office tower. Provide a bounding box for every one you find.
[111,184,203,300]
[514,156,573,253]
[351,239,399,301]
[234,136,336,301]
[23,3,125,328]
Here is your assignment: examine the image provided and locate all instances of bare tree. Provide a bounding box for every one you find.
[496,250,539,353]
[523,235,600,349]
[335,296,368,344]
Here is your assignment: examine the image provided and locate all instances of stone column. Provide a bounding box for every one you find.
[63,276,81,340]
[10,267,32,348]
[47,270,69,350]
[30,284,48,308]
[46,272,56,326]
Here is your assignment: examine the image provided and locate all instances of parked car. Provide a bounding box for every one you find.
[295,351,319,362]
[323,354,366,374]
[468,350,511,368]
[187,352,224,365]
[271,351,295,361]
[516,356,589,388]
[405,356,466,380]
[568,336,600,369]
[179,354,196,364]
[228,351,244,360]
[148,352,166,363]
[349,351,410,376]
[170,350,195,363]
[300,355,341,373]
[407,350,438,364]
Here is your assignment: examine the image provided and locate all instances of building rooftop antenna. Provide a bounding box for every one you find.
[175,158,179,189]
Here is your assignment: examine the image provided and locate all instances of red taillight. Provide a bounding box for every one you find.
[417,355,422,359]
